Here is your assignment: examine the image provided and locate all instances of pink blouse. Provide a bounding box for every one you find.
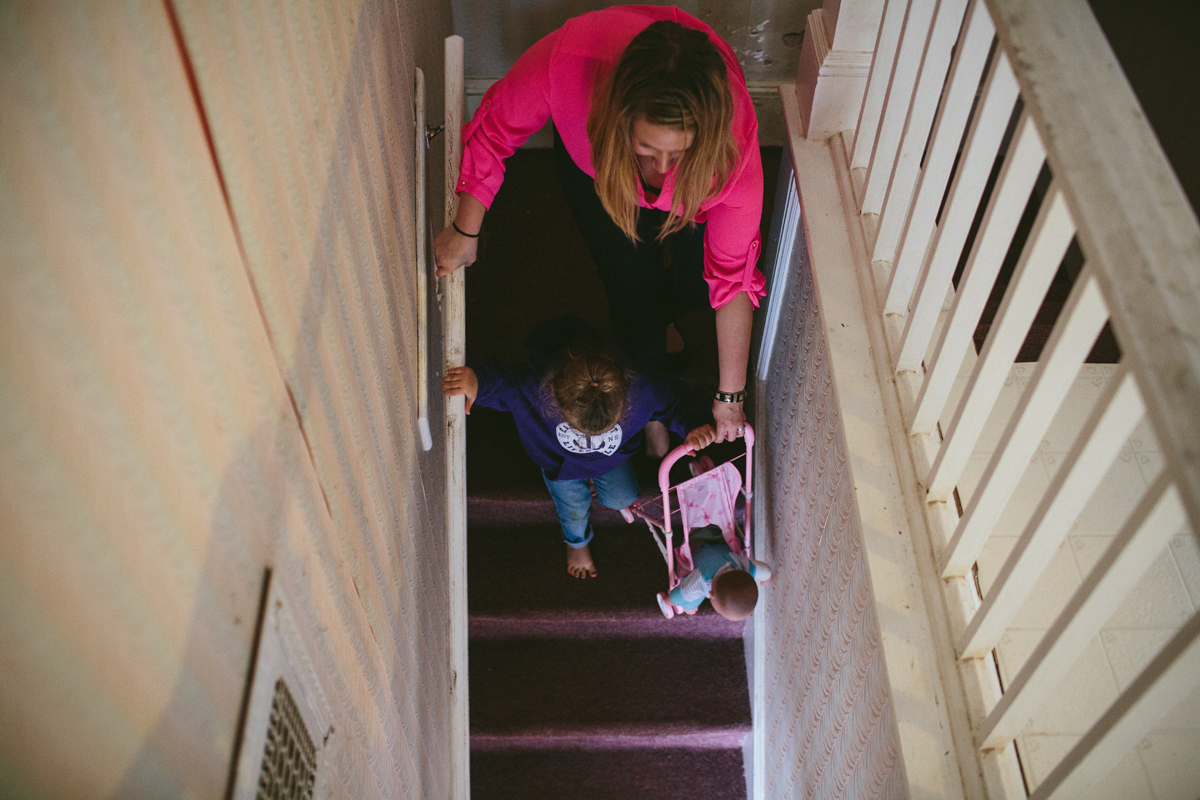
[456,5,766,310]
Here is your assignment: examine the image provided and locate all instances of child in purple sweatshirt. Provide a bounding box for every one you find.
[443,319,715,578]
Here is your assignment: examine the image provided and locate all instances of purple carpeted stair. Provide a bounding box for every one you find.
[467,418,751,800]
[464,148,764,799]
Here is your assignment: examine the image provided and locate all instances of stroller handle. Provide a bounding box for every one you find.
[656,423,755,591]
[658,423,755,494]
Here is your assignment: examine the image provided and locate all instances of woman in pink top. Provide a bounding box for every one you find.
[434,6,765,442]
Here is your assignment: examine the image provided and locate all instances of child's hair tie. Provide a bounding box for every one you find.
[590,381,599,387]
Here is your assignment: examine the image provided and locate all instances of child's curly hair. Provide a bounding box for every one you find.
[544,347,630,435]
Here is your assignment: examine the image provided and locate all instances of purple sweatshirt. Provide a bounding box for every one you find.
[470,356,712,481]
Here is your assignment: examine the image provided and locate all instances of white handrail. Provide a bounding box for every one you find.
[861,0,939,217]
[981,475,1186,749]
[884,0,994,316]
[942,266,1107,578]
[789,0,1200,796]
[958,366,1143,659]
[988,0,1200,533]
[415,69,433,451]
[927,178,1071,501]
[872,0,967,268]
[443,33,469,800]
[908,108,1041,436]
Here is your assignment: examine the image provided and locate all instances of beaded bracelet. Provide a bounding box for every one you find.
[712,388,746,404]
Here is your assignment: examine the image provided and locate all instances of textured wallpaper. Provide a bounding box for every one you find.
[759,224,906,799]
[0,1,453,797]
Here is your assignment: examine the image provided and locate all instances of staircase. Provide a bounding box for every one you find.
[465,408,752,799]
[458,145,773,798]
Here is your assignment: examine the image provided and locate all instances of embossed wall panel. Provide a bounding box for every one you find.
[0,0,451,797]
[171,0,454,795]
[760,226,906,799]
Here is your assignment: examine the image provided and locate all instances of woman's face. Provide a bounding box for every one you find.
[631,116,694,176]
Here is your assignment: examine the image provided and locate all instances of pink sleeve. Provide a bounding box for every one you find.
[456,29,560,209]
[703,145,767,309]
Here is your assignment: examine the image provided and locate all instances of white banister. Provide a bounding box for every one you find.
[894,47,1018,373]
[443,33,469,800]
[779,0,1200,795]
[872,0,969,270]
[1030,608,1200,800]
[851,0,909,183]
[925,177,1070,500]
[980,474,1186,749]
[883,0,995,317]
[986,0,1200,537]
[894,48,1017,373]
[957,366,1143,658]
[908,106,1040,435]
[942,267,1107,577]
[861,0,938,218]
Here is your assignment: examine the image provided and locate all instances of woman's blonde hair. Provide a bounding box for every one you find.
[544,348,630,435]
[586,19,738,242]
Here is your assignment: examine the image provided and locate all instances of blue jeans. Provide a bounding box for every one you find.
[543,460,639,548]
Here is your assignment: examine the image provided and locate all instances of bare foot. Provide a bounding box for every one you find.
[645,420,669,459]
[567,544,597,579]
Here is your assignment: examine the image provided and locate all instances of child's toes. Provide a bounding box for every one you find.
[566,544,596,579]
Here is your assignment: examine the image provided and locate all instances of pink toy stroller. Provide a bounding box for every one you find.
[626,424,754,618]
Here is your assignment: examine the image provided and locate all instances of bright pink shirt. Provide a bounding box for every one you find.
[456,5,766,309]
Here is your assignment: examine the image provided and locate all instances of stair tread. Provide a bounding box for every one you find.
[471,724,750,748]
[470,636,751,732]
[469,523,679,616]
[470,611,743,640]
[471,746,747,800]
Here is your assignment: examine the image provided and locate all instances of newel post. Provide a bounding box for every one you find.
[795,0,884,140]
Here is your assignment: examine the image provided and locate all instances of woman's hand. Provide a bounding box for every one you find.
[434,224,478,277]
[685,424,717,452]
[435,193,486,277]
[712,400,746,442]
[442,366,478,413]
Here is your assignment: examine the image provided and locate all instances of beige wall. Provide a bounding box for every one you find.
[0,0,453,796]
[757,229,906,798]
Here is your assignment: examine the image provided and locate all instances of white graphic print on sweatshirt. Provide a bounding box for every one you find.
[556,422,623,456]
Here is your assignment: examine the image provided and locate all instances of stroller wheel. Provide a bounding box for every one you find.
[656,592,675,620]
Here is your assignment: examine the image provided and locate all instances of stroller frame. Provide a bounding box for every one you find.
[627,424,755,614]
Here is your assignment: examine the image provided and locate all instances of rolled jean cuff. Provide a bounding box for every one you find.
[564,532,593,548]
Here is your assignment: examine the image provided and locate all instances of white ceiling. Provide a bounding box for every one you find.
[452,0,822,84]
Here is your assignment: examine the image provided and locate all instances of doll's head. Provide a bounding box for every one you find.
[709,568,758,621]
[548,348,629,435]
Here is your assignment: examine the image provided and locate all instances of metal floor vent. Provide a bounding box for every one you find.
[256,679,317,800]
[231,574,334,800]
